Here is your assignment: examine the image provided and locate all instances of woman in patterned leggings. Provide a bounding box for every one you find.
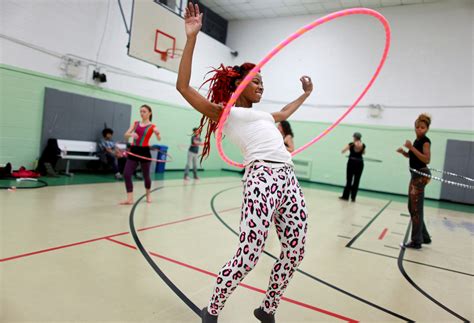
[397,113,432,249]
[176,3,313,322]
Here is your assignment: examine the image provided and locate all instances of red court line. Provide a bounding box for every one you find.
[106,237,358,323]
[137,207,240,233]
[0,207,240,263]
[378,228,388,240]
[0,235,125,263]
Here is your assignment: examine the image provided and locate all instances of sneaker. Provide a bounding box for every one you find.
[201,307,218,323]
[423,238,432,244]
[115,172,123,180]
[339,196,349,201]
[351,198,356,202]
[400,241,422,249]
[194,176,200,180]
[184,176,190,181]
[254,307,275,323]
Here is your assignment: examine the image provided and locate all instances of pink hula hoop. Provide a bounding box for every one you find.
[123,149,173,163]
[216,8,391,168]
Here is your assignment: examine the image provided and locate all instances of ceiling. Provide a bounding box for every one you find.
[197,0,441,21]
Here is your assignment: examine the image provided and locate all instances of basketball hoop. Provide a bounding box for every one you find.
[165,48,183,61]
[160,52,168,62]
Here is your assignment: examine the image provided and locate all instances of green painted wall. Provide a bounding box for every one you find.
[0,64,223,171]
[1,64,472,199]
[220,118,473,200]
[286,122,472,199]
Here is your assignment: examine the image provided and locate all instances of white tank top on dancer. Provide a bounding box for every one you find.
[223,108,293,166]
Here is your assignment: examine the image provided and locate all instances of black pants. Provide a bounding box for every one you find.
[342,160,364,201]
[408,169,431,244]
[104,152,120,173]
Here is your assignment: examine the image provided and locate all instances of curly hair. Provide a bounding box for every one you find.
[415,113,431,128]
[102,128,113,137]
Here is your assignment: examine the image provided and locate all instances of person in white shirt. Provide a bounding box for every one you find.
[176,4,314,323]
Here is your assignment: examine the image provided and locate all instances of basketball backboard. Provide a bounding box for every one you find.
[128,0,186,73]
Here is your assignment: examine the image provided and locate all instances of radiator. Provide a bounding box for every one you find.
[293,159,312,180]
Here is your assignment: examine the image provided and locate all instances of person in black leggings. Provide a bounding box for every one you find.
[340,132,366,202]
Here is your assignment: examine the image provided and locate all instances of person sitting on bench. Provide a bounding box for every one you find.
[98,128,124,180]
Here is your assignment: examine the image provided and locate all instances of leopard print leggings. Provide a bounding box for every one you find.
[207,162,308,316]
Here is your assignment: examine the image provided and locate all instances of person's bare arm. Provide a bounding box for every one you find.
[153,126,161,141]
[124,123,137,140]
[396,147,409,158]
[272,76,313,122]
[176,3,222,122]
[192,137,202,146]
[284,135,295,153]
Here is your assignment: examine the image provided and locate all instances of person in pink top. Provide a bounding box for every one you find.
[121,104,161,205]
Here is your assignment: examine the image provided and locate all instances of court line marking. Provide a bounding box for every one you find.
[346,201,392,247]
[106,237,358,322]
[1,179,243,262]
[337,235,352,239]
[128,187,202,316]
[398,223,470,322]
[378,228,389,240]
[391,232,404,236]
[349,247,473,277]
[345,203,473,276]
[210,186,413,322]
[0,205,239,263]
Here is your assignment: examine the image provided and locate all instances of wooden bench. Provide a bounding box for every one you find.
[57,139,100,176]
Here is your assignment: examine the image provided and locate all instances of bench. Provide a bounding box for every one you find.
[115,143,127,151]
[57,139,100,176]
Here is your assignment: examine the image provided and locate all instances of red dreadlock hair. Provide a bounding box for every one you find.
[197,62,256,162]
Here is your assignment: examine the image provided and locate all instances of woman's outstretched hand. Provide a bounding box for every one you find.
[300,76,313,95]
[184,2,202,38]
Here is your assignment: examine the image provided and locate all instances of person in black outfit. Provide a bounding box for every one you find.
[397,113,432,249]
[340,132,365,202]
[277,120,295,153]
[36,138,61,177]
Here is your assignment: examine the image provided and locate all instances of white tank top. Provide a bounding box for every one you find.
[222,107,293,166]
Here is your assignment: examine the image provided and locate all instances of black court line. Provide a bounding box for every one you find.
[391,232,404,236]
[384,245,399,250]
[398,223,470,322]
[0,178,48,190]
[346,200,392,248]
[337,235,352,239]
[211,186,413,322]
[351,223,363,227]
[129,186,201,318]
[400,213,410,217]
[349,246,473,277]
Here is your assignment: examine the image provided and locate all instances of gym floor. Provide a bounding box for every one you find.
[1,173,472,322]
